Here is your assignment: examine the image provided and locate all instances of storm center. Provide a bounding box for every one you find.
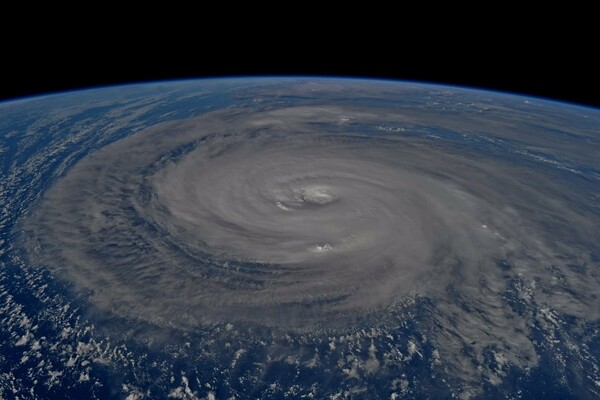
[299,185,335,205]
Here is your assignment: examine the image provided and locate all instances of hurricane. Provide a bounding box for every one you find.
[3,78,599,398]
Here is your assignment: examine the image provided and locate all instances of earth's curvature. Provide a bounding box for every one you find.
[1,77,599,399]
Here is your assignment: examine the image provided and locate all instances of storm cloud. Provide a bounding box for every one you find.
[22,83,600,389]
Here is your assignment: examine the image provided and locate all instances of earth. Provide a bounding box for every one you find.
[0,78,599,399]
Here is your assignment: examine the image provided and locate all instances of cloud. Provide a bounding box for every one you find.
[21,82,600,389]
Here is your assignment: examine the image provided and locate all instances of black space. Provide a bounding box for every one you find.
[2,30,599,108]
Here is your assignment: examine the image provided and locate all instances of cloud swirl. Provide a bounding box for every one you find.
[22,84,600,391]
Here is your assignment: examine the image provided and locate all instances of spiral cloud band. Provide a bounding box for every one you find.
[25,96,598,336]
